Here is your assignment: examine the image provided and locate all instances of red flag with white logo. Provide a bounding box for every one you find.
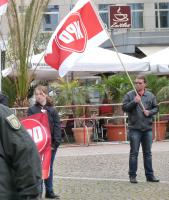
[44,0,109,77]
[0,0,8,16]
[21,113,51,179]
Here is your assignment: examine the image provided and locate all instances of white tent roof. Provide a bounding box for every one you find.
[142,47,169,74]
[2,47,150,80]
[65,47,149,73]
[137,45,167,56]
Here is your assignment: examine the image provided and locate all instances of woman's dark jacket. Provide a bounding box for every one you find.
[0,104,41,200]
[27,103,61,149]
[122,90,158,131]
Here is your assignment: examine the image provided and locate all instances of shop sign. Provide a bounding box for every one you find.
[109,6,131,29]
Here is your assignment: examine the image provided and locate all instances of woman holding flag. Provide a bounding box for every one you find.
[27,85,61,199]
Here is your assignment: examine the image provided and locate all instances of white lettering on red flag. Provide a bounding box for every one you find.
[44,0,109,77]
[56,13,87,52]
[0,0,8,16]
[21,113,51,179]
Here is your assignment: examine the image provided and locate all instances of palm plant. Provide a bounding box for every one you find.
[52,78,87,106]
[157,86,169,102]
[92,74,134,124]
[5,0,49,106]
[146,74,169,114]
[2,77,17,107]
[146,75,169,97]
[50,78,89,127]
[94,74,133,103]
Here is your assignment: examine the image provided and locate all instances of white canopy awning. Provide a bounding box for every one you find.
[137,46,167,56]
[2,47,150,80]
[137,45,167,56]
[142,47,169,74]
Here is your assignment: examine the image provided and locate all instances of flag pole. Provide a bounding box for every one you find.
[107,33,145,110]
[91,0,145,110]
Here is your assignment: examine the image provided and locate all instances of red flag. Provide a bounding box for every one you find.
[21,113,51,179]
[0,0,8,16]
[44,0,109,77]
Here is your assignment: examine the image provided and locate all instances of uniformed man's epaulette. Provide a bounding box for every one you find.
[6,114,21,130]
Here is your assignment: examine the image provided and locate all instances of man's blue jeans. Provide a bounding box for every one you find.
[44,149,57,192]
[128,129,154,178]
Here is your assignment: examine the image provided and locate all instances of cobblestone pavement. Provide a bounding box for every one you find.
[44,141,169,200]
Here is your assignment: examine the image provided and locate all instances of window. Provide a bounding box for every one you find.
[155,2,169,28]
[42,5,59,32]
[98,4,109,29]
[128,3,144,29]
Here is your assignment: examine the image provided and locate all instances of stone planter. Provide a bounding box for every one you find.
[104,124,126,141]
[72,127,93,145]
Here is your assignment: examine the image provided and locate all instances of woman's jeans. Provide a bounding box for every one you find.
[128,129,154,178]
[44,149,57,192]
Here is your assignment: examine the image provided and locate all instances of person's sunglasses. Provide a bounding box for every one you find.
[134,82,144,85]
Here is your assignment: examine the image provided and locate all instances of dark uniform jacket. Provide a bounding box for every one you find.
[0,104,41,200]
[0,93,8,106]
[122,90,158,131]
[27,103,61,149]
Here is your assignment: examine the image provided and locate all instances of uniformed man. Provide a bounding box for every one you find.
[0,104,42,200]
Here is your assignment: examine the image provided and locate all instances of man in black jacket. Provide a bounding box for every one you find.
[122,75,159,184]
[0,104,41,200]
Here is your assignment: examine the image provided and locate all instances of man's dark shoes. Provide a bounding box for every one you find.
[130,176,138,183]
[147,176,159,182]
[45,191,60,199]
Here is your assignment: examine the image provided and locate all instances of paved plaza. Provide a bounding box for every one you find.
[45,141,169,200]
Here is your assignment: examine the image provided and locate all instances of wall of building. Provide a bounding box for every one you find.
[1,0,169,55]
[51,0,169,55]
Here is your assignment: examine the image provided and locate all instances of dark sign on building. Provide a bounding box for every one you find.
[109,6,131,29]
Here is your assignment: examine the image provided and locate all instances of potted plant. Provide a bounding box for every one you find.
[50,78,94,145]
[150,75,169,140]
[153,76,169,141]
[94,74,133,141]
[71,102,94,145]
[103,74,169,142]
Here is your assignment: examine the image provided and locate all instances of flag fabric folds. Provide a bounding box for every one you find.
[44,0,109,77]
[21,113,51,179]
[0,0,8,16]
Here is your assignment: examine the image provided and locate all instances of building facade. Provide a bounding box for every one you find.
[1,0,169,57]
[41,0,169,57]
